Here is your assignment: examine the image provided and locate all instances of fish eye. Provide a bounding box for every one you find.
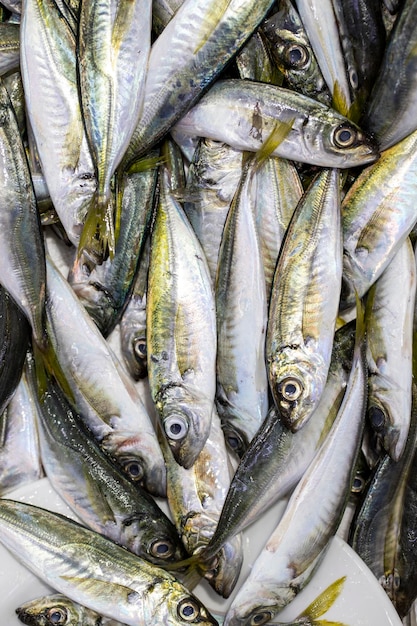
[351,475,366,494]
[284,43,309,69]
[177,598,201,621]
[249,610,274,626]
[222,427,245,456]
[349,68,359,90]
[133,337,147,361]
[122,459,145,482]
[333,124,358,148]
[368,405,386,432]
[164,414,189,440]
[278,377,303,402]
[150,538,175,559]
[46,607,68,625]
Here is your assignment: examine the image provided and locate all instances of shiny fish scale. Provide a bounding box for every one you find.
[2,2,417,626]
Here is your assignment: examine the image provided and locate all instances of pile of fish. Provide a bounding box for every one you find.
[0,0,417,624]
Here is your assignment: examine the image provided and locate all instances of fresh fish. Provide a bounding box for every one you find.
[293,0,352,113]
[223,309,367,626]
[183,138,243,283]
[262,0,332,105]
[147,145,217,468]
[16,593,125,625]
[119,238,150,380]
[162,410,243,598]
[0,499,219,626]
[77,0,152,262]
[173,79,379,168]
[68,149,159,337]
[20,0,96,247]
[361,0,417,150]
[365,237,416,461]
[266,168,343,432]
[44,254,167,497]
[0,77,46,348]
[0,354,43,496]
[200,320,355,564]
[34,367,186,566]
[250,155,302,302]
[341,128,417,309]
[122,0,275,167]
[215,157,269,455]
[349,384,417,618]
[235,30,281,85]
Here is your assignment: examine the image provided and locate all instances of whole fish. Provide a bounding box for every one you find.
[122,0,275,167]
[0,77,46,348]
[365,237,416,461]
[341,128,417,309]
[44,255,167,497]
[223,309,367,626]
[34,368,187,566]
[262,1,332,105]
[0,499,218,626]
[147,146,217,468]
[16,593,125,625]
[266,168,343,432]
[200,321,355,564]
[20,0,96,247]
[215,157,269,455]
[76,0,152,262]
[173,79,379,168]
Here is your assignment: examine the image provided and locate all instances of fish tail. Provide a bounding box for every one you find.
[77,190,115,265]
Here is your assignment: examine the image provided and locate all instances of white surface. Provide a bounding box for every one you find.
[0,478,403,625]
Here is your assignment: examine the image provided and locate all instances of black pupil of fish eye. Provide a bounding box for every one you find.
[285,383,297,395]
[170,422,182,435]
[339,129,352,142]
[48,609,65,624]
[134,340,146,358]
[252,612,270,625]
[126,462,142,478]
[155,542,169,554]
[182,604,196,617]
[368,405,385,431]
[228,435,239,449]
[352,476,363,491]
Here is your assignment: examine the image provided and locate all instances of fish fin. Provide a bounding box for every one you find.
[77,192,115,265]
[312,621,348,626]
[33,336,75,406]
[253,118,295,170]
[332,81,349,118]
[298,576,346,621]
[126,154,164,175]
[193,0,234,54]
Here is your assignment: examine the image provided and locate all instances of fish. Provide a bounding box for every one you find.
[44,254,167,497]
[266,168,343,432]
[173,79,379,168]
[0,22,20,77]
[215,156,269,455]
[223,304,367,626]
[365,237,416,461]
[0,499,218,626]
[341,128,417,309]
[20,0,96,247]
[146,143,217,468]
[262,0,332,105]
[16,593,125,625]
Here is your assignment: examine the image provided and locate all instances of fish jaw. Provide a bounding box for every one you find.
[204,534,244,599]
[268,346,328,432]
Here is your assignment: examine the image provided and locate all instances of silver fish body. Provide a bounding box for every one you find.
[174,79,379,168]
[0,499,218,626]
[266,168,343,432]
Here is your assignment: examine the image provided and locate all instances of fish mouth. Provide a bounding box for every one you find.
[15,609,39,625]
[204,537,244,599]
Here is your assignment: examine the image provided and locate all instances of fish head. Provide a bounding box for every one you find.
[121,328,148,380]
[268,345,327,432]
[157,387,213,468]
[151,580,219,626]
[68,254,117,336]
[314,111,379,168]
[119,513,187,565]
[15,594,83,625]
[367,397,403,462]
[203,534,244,599]
[100,430,167,497]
